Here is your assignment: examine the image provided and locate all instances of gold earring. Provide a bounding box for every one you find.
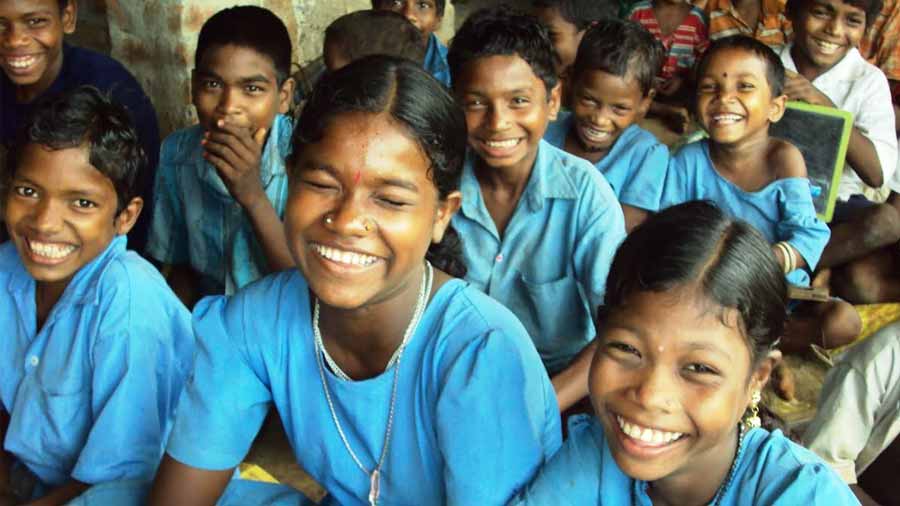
[364,220,373,232]
[743,390,762,430]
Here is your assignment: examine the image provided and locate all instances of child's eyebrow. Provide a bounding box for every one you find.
[682,341,734,360]
[240,74,274,85]
[373,176,419,192]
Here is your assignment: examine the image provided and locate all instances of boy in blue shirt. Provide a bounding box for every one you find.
[372,0,451,86]
[0,0,160,253]
[0,86,193,506]
[147,6,296,306]
[323,9,426,72]
[448,7,626,413]
[544,19,669,231]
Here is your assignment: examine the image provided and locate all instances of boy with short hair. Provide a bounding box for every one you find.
[447,7,626,413]
[0,0,160,254]
[544,19,669,231]
[372,0,450,86]
[323,9,426,72]
[0,86,193,506]
[147,6,296,307]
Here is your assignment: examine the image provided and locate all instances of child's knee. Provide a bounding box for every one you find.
[832,260,886,303]
[821,300,862,348]
[862,204,900,248]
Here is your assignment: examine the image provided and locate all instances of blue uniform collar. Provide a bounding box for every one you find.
[7,234,128,308]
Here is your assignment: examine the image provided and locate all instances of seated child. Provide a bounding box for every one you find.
[372,0,451,86]
[803,320,900,505]
[509,201,859,506]
[661,35,860,352]
[147,6,296,306]
[0,0,160,254]
[698,0,793,48]
[447,8,627,412]
[629,0,709,132]
[0,87,193,506]
[323,9,426,72]
[531,0,617,105]
[780,0,900,278]
[544,19,669,231]
[147,56,561,506]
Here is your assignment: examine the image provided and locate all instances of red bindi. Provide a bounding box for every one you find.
[354,170,362,185]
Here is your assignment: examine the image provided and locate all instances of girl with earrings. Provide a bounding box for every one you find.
[510,201,858,506]
[148,56,561,506]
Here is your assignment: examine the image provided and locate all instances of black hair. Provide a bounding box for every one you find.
[531,0,616,30]
[571,19,662,96]
[58,0,69,8]
[195,6,293,84]
[695,35,786,97]
[325,10,426,66]
[4,86,146,213]
[603,201,787,365]
[371,0,447,17]
[786,0,882,29]
[294,55,468,277]
[448,6,558,93]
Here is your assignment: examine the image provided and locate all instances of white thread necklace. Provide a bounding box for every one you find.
[313,261,434,506]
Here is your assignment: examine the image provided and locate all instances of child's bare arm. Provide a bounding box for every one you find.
[202,121,294,273]
[161,263,203,309]
[149,456,233,506]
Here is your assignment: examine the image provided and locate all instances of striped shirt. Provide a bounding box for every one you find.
[629,1,709,82]
[697,0,792,48]
[147,114,293,296]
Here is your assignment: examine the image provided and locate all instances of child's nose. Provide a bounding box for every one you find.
[632,366,678,413]
[324,194,372,237]
[488,106,512,131]
[1,23,29,48]
[29,199,64,234]
[824,17,845,37]
[216,88,242,115]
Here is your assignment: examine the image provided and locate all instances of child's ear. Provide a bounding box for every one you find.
[638,89,656,120]
[114,197,144,236]
[768,93,788,123]
[548,81,562,121]
[749,349,781,394]
[431,190,462,244]
[62,0,78,34]
[278,77,297,115]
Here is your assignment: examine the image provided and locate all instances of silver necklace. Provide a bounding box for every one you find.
[313,261,433,506]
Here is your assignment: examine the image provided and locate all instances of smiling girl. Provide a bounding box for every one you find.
[148,55,561,506]
[510,201,858,505]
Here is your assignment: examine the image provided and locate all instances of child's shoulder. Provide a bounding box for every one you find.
[768,138,807,180]
[160,124,206,164]
[63,44,144,92]
[540,140,617,199]
[92,243,187,316]
[0,241,23,278]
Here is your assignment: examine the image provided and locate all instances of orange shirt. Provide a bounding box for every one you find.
[860,0,900,83]
[695,0,792,48]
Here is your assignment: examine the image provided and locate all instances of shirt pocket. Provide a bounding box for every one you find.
[519,273,590,356]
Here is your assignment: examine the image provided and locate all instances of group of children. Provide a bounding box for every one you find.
[1,0,898,504]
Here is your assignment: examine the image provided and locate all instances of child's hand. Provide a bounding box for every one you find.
[783,70,835,108]
[202,120,268,209]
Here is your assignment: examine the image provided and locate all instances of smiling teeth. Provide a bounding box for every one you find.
[713,114,742,124]
[617,416,683,444]
[313,244,378,266]
[581,126,611,141]
[815,39,840,54]
[484,139,520,149]
[6,56,37,69]
[28,240,76,259]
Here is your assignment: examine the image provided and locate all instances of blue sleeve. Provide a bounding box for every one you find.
[507,416,604,506]
[776,178,831,272]
[617,140,670,212]
[575,177,626,313]
[436,328,562,505]
[659,146,697,210]
[146,137,189,265]
[71,273,194,484]
[755,462,860,505]
[165,294,272,470]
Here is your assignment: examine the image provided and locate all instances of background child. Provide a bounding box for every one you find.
[0,86,193,506]
[323,9,426,72]
[662,36,860,354]
[510,201,858,505]
[629,0,709,132]
[531,0,617,103]
[148,56,560,506]
[544,19,669,231]
[147,6,296,307]
[447,7,626,413]
[0,0,160,254]
[698,0,793,47]
[372,0,450,86]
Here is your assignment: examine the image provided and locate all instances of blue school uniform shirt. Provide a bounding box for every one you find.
[0,44,160,254]
[509,415,860,505]
[452,140,626,374]
[166,271,562,506]
[146,114,293,295]
[544,111,669,212]
[661,140,830,286]
[424,33,451,87]
[0,236,194,487]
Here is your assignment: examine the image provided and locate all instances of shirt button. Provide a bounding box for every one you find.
[495,254,503,263]
[28,356,39,367]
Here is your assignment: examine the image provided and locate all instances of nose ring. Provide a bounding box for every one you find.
[363,219,373,232]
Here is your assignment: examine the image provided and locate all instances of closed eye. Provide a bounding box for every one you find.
[684,363,720,375]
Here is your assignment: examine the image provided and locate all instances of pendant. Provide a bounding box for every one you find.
[369,469,380,506]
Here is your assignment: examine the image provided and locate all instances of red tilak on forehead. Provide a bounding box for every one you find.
[354,170,362,185]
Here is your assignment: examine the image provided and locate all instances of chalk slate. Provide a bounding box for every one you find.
[770,101,852,223]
